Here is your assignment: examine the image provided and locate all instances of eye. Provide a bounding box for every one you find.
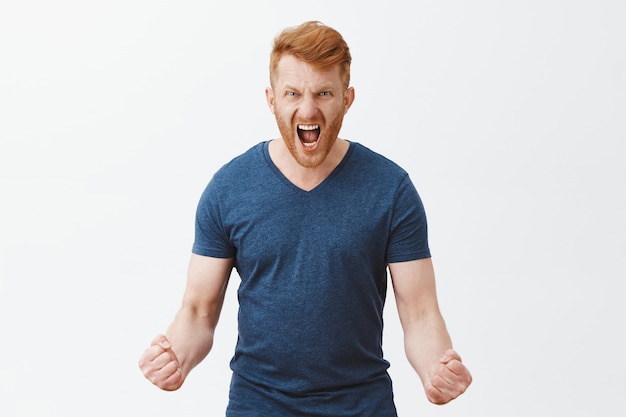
[319,91,332,96]
[286,91,298,97]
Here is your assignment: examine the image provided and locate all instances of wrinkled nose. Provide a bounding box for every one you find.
[298,94,318,119]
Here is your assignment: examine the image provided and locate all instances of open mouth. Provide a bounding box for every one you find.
[297,124,320,148]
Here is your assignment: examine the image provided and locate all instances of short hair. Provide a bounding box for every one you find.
[269,21,352,88]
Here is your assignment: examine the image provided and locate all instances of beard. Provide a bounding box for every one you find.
[274,112,345,168]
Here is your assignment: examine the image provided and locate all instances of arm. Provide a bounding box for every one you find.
[138,253,233,391]
[389,258,472,404]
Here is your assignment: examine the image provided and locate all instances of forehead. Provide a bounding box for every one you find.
[273,54,343,89]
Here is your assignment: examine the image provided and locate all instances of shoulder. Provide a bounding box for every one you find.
[197,142,268,201]
[348,142,409,179]
[216,142,265,174]
[207,141,269,187]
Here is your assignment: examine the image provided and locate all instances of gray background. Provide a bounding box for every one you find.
[1,0,624,416]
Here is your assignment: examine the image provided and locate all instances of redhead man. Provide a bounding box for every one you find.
[139,21,472,416]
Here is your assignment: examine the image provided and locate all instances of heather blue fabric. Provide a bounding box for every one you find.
[192,141,431,416]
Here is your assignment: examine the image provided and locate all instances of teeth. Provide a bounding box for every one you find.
[298,124,319,130]
[302,141,316,147]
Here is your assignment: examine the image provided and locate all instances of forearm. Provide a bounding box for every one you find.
[403,310,452,386]
[390,259,471,402]
[165,305,217,376]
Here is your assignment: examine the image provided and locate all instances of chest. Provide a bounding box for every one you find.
[223,185,393,275]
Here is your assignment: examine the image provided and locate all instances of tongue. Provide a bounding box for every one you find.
[301,129,319,143]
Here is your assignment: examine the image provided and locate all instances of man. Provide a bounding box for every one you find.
[139,21,472,416]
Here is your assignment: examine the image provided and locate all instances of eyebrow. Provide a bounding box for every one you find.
[283,84,337,93]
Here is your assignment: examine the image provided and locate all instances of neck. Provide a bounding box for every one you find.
[268,138,349,191]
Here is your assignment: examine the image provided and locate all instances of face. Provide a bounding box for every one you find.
[266,55,354,168]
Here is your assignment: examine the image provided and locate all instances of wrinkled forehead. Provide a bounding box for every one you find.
[271,54,346,89]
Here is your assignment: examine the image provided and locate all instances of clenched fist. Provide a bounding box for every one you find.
[138,334,185,391]
[425,349,472,405]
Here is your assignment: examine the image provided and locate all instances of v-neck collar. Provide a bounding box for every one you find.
[262,140,354,194]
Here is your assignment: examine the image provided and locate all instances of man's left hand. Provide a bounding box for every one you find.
[425,349,473,405]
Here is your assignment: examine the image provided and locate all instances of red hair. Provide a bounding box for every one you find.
[269,21,352,88]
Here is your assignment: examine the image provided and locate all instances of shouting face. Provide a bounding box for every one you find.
[266,54,354,168]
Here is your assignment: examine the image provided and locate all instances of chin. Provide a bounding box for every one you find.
[287,147,323,168]
[297,138,336,168]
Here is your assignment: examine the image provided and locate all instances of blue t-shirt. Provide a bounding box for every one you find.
[193,141,431,416]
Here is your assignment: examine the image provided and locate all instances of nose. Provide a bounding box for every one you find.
[298,94,318,119]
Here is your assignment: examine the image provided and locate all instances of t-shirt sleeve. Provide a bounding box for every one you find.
[191,178,237,258]
[385,174,431,263]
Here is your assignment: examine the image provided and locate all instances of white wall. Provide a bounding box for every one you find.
[1,1,624,416]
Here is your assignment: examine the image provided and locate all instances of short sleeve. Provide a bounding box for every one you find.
[385,175,431,263]
[192,178,237,258]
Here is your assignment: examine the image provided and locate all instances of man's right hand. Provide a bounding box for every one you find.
[138,334,185,391]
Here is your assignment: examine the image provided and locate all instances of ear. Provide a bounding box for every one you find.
[265,87,275,114]
[343,87,355,114]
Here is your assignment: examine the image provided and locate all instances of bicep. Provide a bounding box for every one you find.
[389,258,441,327]
[181,254,234,320]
